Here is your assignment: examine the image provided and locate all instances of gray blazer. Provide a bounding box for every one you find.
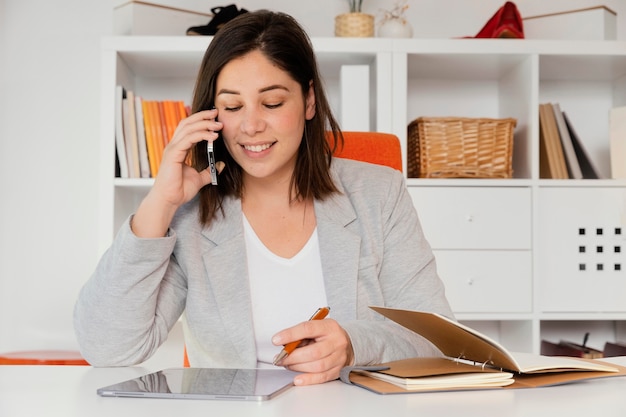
[74,158,453,367]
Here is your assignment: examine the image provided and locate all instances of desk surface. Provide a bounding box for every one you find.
[2,357,626,417]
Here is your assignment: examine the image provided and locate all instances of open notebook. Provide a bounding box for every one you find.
[340,307,626,394]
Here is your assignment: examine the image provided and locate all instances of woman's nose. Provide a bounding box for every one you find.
[240,107,266,135]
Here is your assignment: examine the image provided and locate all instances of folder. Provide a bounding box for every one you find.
[340,307,626,394]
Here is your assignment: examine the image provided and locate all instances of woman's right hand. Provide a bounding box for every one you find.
[131,109,223,238]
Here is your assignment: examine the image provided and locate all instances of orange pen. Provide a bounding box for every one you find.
[273,306,330,365]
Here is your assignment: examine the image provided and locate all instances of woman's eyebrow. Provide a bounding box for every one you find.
[217,88,239,96]
[259,84,289,93]
[217,84,290,96]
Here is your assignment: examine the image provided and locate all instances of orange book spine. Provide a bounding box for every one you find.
[177,101,189,121]
[157,101,169,148]
[163,100,178,143]
[151,101,165,174]
[175,101,193,166]
[142,100,158,177]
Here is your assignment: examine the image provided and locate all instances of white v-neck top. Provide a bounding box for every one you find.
[243,215,328,367]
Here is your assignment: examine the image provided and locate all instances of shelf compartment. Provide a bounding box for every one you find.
[539,54,626,180]
[540,320,626,355]
[401,51,534,179]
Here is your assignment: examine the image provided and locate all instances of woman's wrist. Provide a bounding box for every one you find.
[131,193,179,238]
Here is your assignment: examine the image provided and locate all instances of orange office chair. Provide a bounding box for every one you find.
[182,131,403,368]
[0,350,89,365]
[327,131,403,172]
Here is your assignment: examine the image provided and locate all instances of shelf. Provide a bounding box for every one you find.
[114,177,154,188]
[99,36,626,355]
[406,178,532,187]
[537,179,626,187]
[539,313,626,320]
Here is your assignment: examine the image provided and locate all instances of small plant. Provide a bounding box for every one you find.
[347,0,363,13]
[380,0,409,21]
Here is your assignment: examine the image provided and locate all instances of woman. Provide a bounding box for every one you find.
[74,10,453,386]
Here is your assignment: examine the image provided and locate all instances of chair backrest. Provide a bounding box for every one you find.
[327,131,403,172]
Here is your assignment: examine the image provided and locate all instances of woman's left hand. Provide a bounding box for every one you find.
[272,318,354,386]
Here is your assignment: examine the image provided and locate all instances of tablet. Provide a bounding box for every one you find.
[97,368,299,401]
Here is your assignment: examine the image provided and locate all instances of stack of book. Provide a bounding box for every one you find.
[541,334,626,359]
[538,102,601,179]
[541,335,603,359]
[115,85,190,178]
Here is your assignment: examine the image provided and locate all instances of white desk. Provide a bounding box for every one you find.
[2,358,626,417]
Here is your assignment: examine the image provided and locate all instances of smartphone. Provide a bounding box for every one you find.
[207,107,218,185]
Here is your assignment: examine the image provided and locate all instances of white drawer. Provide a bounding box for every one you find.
[408,187,531,249]
[537,187,626,312]
[434,250,532,313]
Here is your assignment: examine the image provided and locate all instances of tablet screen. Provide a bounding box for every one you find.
[97,368,298,401]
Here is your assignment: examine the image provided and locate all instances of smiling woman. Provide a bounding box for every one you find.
[73,10,453,387]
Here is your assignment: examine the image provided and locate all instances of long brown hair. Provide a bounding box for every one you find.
[190,10,343,226]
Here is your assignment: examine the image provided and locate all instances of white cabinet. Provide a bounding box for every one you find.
[537,187,626,313]
[409,187,532,316]
[100,36,626,355]
[434,250,532,314]
[408,187,531,249]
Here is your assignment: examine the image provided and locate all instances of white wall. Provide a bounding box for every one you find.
[0,0,112,352]
[0,0,624,356]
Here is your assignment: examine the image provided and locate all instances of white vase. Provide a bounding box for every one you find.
[378,17,413,38]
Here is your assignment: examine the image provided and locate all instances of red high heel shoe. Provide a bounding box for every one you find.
[471,1,524,39]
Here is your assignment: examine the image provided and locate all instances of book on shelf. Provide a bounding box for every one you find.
[114,86,189,178]
[562,111,602,179]
[603,341,626,358]
[122,90,141,178]
[541,338,604,359]
[134,94,151,178]
[115,85,129,178]
[142,100,161,177]
[551,103,583,179]
[609,106,626,179]
[163,100,180,143]
[340,307,626,394]
[538,103,568,179]
[157,101,169,148]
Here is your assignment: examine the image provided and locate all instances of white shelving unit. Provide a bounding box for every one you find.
[100,36,626,354]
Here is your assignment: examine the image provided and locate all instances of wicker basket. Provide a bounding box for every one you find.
[335,13,374,37]
[407,117,516,178]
